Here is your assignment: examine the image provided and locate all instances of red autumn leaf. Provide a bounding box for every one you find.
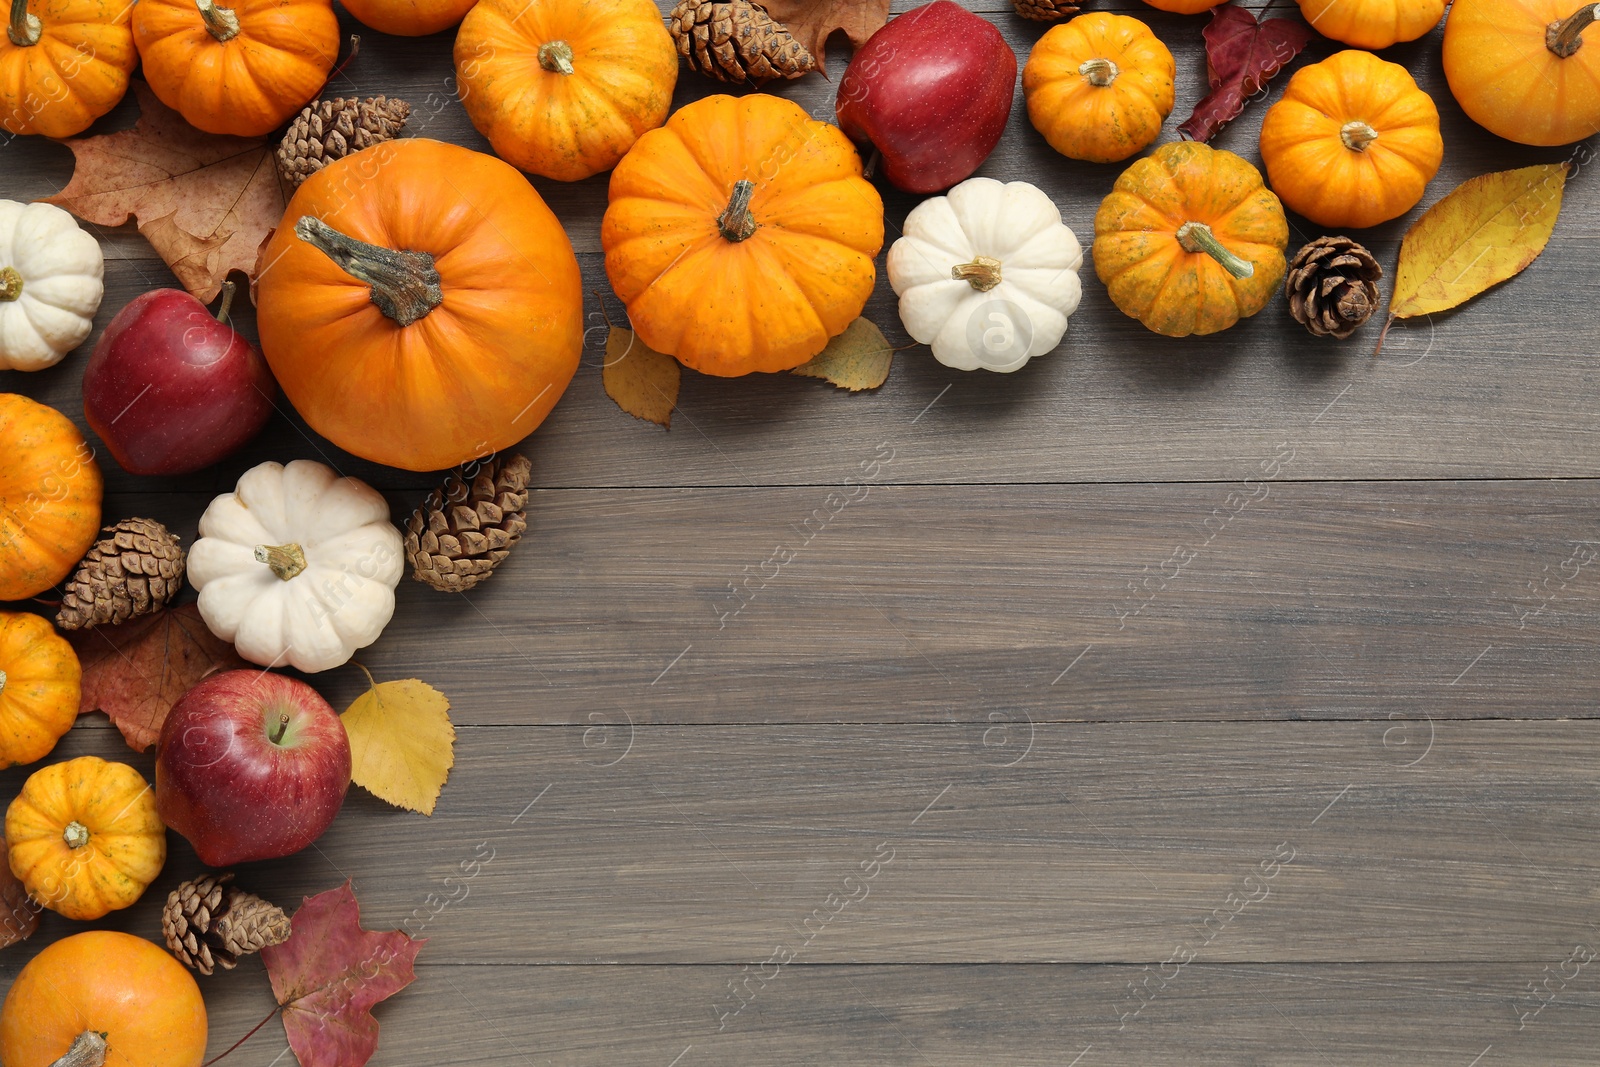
[1177,3,1311,143]
[0,836,39,950]
[262,882,425,1067]
[69,604,249,752]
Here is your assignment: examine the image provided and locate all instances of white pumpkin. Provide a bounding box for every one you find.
[188,460,405,674]
[0,200,105,371]
[887,177,1083,373]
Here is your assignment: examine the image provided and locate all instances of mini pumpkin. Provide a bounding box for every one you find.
[1259,50,1443,229]
[888,178,1082,373]
[602,93,885,376]
[1444,0,1600,146]
[0,200,104,371]
[1297,0,1444,49]
[1094,141,1288,337]
[0,611,80,769]
[188,459,405,674]
[6,756,166,921]
[455,0,677,181]
[1139,0,1225,14]
[1023,13,1174,165]
[133,0,340,137]
[0,394,103,601]
[0,930,207,1067]
[0,0,136,138]
[344,0,474,35]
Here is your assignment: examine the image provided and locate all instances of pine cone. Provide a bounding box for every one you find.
[277,97,411,189]
[162,873,291,975]
[668,0,816,84]
[1013,0,1080,20]
[1285,236,1383,339]
[56,519,184,631]
[405,453,532,593]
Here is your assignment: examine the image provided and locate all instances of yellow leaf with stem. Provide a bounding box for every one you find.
[791,318,894,392]
[341,667,455,816]
[603,327,680,428]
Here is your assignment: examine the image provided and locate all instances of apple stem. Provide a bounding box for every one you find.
[6,0,40,47]
[538,39,574,75]
[195,0,240,41]
[951,255,1003,292]
[716,180,759,242]
[215,280,237,325]
[254,543,308,582]
[62,821,89,849]
[1175,221,1255,280]
[0,267,16,302]
[1548,3,1599,55]
[1340,120,1378,151]
[271,712,290,744]
[295,216,443,328]
[1079,57,1119,87]
[862,147,881,181]
[47,1032,107,1067]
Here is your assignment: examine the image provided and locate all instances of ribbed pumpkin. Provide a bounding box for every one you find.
[0,612,79,769]
[1139,0,1225,14]
[1297,0,1444,48]
[133,0,340,137]
[602,93,884,376]
[1259,50,1443,229]
[0,394,103,601]
[1444,0,1600,146]
[0,0,135,137]
[343,0,475,35]
[1023,13,1175,164]
[7,756,166,921]
[1094,141,1288,337]
[256,139,584,472]
[455,0,677,181]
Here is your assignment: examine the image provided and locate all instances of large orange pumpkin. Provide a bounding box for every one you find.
[0,394,102,601]
[1444,0,1600,146]
[455,0,677,181]
[602,93,884,377]
[0,611,79,768]
[343,0,474,35]
[0,0,136,138]
[0,930,206,1067]
[133,0,339,137]
[256,139,584,472]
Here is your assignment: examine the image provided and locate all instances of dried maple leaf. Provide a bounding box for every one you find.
[1177,4,1310,143]
[69,604,249,752]
[603,327,680,428]
[760,0,889,64]
[792,317,893,391]
[44,83,286,304]
[262,882,425,1067]
[342,670,456,816]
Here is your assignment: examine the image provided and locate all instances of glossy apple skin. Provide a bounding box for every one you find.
[156,670,351,867]
[835,0,1018,194]
[82,289,276,476]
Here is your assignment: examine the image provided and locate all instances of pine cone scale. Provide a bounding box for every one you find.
[1285,236,1382,340]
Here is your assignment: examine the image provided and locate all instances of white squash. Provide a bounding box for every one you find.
[887,177,1083,373]
[0,200,105,371]
[188,460,405,674]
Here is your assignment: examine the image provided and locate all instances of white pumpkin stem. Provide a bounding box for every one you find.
[1079,57,1118,87]
[717,180,759,242]
[0,266,20,302]
[295,216,443,327]
[951,255,1003,292]
[538,39,575,74]
[6,0,40,47]
[255,543,308,581]
[47,1032,107,1067]
[1175,221,1255,280]
[195,0,240,41]
[62,821,89,849]
[1340,120,1378,151]
[1548,3,1600,55]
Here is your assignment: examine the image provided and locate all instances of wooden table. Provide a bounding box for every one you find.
[6,1,1600,1063]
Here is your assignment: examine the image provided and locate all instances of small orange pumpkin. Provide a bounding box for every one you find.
[1259,50,1443,229]
[343,0,475,35]
[455,0,677,181]
[1094,141,1288,337]
[1139,0,1226,15]
[0,931,207,1067]
[1297,0,1444,49]
[0,611,79,769]
[0,394,103,601]
[0,0,136,137]
[1444,0,1600,146]
[133,0,339,137]
[1023,13,1175,165]
[602,93,884,377]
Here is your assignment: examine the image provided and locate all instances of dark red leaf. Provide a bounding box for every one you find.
[1177,4,1311,143]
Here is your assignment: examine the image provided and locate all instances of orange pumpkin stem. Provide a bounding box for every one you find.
[194,0,240,41]
[5,0,40,47]
[62,820,88,848]
[0,266,20,302]
[1548,2,1600,56]
[951,255,1003,292]
[0,669,7,694]
[538,39,575,75]
[1175,221,1255,280]
[1078,57,1119,87]
[294,216,444,327]
[253,542,307,581]
[717,179,759,242]
[47,1032,107,1067]
[1340,120,1378,151]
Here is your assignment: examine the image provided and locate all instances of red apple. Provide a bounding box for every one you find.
[156,670,351,867]
[835,0,1018,194]
[83,283,276,476]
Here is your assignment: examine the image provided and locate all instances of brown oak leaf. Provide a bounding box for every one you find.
[44,82,287,304]
[69,604,249,752]
[1177,4,1310,143]
[760,0,889,64]
[262,883,425,1067]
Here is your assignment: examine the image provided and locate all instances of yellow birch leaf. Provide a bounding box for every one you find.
[791,318,893,392]
[342,673,455,816]
[603,327,680,428]
[1389,163,1570,320]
